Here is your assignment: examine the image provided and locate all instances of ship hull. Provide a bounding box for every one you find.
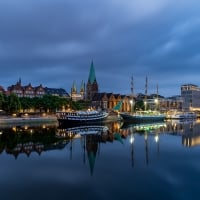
[56,111,109,126]
[120,113,165,123]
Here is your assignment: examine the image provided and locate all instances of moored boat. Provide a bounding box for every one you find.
[166,111,197,120]
[56,110,109,126]
[120,111,166,123]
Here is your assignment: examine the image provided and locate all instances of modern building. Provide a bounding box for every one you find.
[181,84,200,111]
[86,61,99,101]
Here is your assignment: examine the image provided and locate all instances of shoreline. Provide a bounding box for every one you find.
[0,116,58,125]
[0,113,121,126]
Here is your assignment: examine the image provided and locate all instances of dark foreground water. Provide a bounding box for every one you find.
[0,119,200,200]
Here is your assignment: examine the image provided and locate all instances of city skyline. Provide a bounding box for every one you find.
[1,1,200,97]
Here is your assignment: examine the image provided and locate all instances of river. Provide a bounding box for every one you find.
[0,119,199,200]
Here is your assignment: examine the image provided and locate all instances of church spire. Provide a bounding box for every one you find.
[88,60,96,84]
[80,80,85,93]
[86,60,99,101]
[71,80,77,93]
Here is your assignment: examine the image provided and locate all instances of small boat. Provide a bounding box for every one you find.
[120,111,166,123]
[166,111,197,119]
[56,110,109,126]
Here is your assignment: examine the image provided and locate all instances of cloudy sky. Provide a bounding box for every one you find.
[0,0,200,97]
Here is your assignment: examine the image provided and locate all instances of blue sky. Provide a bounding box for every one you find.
[0,0,200,97]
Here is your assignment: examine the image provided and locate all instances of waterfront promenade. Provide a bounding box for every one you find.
[0,114,57,125]
[0,112,121,125]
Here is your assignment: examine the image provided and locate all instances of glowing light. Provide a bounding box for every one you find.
[130,134,134,144]
[154,135,159,143]
[144,134,148,140]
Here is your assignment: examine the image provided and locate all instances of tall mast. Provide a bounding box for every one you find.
[131,74,134,113]
[144,76,148,111]
[156,83,159,111]
[131,74,134,97]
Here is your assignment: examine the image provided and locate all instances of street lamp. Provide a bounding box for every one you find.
[154,98,158,111]
[130,99,133,114]
[144,101,147,111]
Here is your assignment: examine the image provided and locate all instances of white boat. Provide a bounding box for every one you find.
[166,112,197,119]
[56,110,109,126]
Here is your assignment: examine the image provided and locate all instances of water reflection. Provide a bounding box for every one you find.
[0,123,68,158]
[0,119,200,168]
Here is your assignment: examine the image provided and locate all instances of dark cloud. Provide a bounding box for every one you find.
[0,0,200,97]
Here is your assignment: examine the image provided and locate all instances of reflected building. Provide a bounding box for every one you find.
[182,120,200,147]
[0,124,69,159]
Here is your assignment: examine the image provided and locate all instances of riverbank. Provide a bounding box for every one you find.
[0,115,57,125]
[0,112,122,126]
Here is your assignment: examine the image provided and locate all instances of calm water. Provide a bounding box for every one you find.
[0,119,200,200]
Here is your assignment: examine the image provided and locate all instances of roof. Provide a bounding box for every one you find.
[88,60,96,84]
[92,92,106,101]
[44,87,70,97]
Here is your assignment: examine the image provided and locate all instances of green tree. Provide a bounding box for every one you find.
[0,93,5,110]
[20,97,33,112]
[7,93,21,113]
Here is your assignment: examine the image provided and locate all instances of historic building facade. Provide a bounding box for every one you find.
[91,92,132,112]
[7,79,69,98]
[7,79,45,98]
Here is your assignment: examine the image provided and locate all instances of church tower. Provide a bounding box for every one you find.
[86,61,99,101]
[71,80,77,96]
[80,80,85,99]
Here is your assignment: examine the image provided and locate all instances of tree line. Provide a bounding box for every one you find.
[0,93,90,114]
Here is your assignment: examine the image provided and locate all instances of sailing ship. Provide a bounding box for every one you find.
[56,109,109,126]
[118,76,166,123]
[120,110,166,123]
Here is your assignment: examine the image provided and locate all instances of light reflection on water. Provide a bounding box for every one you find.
[0,119,200,200]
